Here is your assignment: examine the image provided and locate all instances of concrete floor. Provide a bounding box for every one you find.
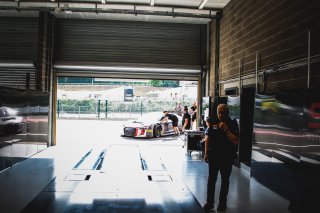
[0,139,290,213]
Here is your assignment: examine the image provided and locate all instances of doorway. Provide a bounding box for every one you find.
[239,86,255,167]
[55,77,199,146]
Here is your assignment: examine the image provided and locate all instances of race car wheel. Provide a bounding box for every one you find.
[153,125,161,138]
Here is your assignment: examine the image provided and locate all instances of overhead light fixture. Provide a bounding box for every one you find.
[199,0,208,9]
[0,62,35,68]
[54,64,201,74]
[150,0,155,6]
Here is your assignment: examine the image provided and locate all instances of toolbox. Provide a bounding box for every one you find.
[184,130,205,156]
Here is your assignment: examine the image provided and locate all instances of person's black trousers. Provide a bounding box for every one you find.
[206,157,233,205]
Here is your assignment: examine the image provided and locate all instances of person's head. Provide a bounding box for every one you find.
[163,111,168,116]
[183,106,188,113]
[206,117,214,127]
[217,104,229,121]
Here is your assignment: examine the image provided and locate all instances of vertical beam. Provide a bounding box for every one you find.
[255,52,258,93]
[307,30,311,88]
[197,77,201,128]
[46,13,54,92]
[48,15,56,146]
[37,12,54,92]
[36,12,49,91]
[200,24,208,96]
[239,59,242,96]
[214,12,221,98]
[199,23,209,121]
[206,23,210,96]
[49,67,56,146]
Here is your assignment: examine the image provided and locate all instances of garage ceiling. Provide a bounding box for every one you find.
[0,0,231,81]
[0,0,230,24]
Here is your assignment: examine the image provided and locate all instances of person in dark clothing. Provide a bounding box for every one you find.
[203,104,239,212]
[201,114,207,129]
[182,107,191,131]
[161,111,180,136]
[190,103,197,130]
[191,102,197,113]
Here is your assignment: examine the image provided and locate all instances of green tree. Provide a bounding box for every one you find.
[150,80,179,87]
[150,80,163,87]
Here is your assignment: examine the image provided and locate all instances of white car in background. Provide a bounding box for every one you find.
[121,112,182,138]
[0,107,24,136]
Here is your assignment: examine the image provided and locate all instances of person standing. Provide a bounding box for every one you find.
[161,111,180,136]
[190,104,197,130]
[182,106,191,132]
[175,102,183,116]
[203,104,239,212]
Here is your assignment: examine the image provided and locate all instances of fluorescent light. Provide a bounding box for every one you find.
[199,0,208,9]
[54,64,201,74]
[0,62,34,68]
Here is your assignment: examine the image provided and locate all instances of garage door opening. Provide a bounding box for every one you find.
[56,76,199,146]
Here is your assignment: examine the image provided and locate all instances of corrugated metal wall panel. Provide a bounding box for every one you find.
[0,17,38,89]
[55,19,202,66]
[0,67,36,89]
[0,17,38,60]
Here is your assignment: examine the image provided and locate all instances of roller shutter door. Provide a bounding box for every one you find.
[0,17,38,89]
[0,65,36,89]
[55,19,204,80]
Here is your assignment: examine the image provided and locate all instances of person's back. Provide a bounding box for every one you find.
[162,111,180,136]
[167,113,178,123]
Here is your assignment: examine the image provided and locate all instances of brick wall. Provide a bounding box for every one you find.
[211,0,320,93]
[209,19,217,98]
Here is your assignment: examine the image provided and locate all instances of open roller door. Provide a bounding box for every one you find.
[51,18,207,146]
[53,18,206,81]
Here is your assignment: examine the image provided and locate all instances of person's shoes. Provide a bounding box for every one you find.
[217,203,227,211]
[203,202,214,211]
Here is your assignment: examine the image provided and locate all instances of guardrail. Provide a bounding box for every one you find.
[57,100,194,119]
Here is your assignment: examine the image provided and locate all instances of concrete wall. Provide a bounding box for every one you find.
[210,0,320,95]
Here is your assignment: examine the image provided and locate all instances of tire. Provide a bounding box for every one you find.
[153,125,161,138]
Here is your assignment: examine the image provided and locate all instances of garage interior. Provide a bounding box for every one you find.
[0,0,320,212]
